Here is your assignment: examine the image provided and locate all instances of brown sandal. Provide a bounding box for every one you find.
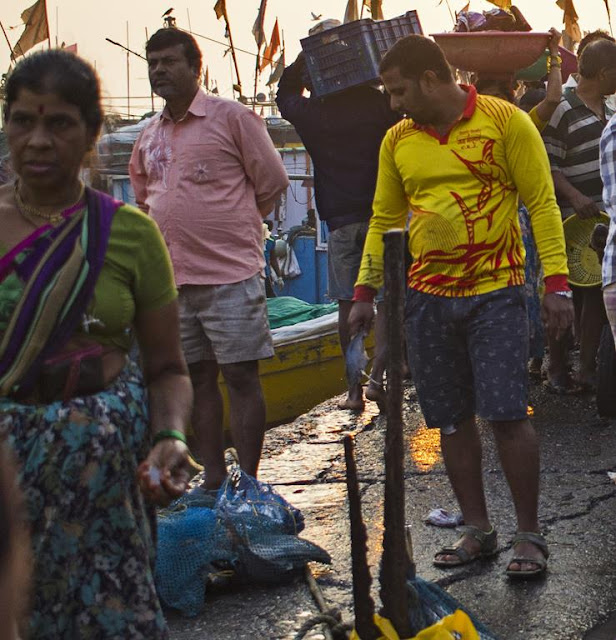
[433,525,498,568]
[505,531,549,579]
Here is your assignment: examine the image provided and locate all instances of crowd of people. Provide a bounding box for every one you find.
[1,19,616,638]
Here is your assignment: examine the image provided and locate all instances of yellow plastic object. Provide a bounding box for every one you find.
[563,212,609,287]
[350,610,480,640]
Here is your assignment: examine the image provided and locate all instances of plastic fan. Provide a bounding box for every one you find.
[563,212,609,287]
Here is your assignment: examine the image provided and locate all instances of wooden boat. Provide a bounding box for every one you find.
[219,310,374,427]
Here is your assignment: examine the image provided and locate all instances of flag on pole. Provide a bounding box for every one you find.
[252,0,268,48]
[366,0,384,20]
[213,0,226,20]
[11,0,49,59]
[486,0,512,8]
[344,0,359,23]
[62,42,78,53]
[260,19,280,71]
[556,0,582,44]
[266,50,285,86]
[603,0,612,27]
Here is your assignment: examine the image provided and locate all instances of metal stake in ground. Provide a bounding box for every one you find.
[379,229,411,637]
[344,434,379,640]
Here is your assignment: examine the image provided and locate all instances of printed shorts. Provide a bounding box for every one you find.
[404,286,529,429]
[327,221,383,302]
[179,273,274,365]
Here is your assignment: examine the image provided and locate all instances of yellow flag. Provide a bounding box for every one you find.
[486,0,512,8]
[556,0,582,43]
[11,0,49,59]
[344,0,359,23]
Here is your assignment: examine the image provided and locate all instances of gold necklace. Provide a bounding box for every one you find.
[13,181,86,226]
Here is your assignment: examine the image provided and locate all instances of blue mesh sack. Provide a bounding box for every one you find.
[155,470,329,616]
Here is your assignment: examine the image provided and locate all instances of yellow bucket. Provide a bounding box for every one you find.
[563,212,609,287]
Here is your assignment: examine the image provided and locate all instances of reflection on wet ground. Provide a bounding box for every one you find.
[409,425,442,471]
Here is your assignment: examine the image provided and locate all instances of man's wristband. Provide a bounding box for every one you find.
[544,274,570,295]
[353,285,377,303]
[153,429,187,446]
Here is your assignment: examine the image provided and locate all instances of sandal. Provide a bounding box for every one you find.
[433,525,498,568]
[505,531,549,579]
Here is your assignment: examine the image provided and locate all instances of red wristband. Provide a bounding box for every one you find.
[544,274,570,295]
[353,285,377,303]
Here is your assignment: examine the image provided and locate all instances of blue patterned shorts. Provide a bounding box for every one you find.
[404,286,529,429]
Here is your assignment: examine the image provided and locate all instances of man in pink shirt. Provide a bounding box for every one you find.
[130,28,289,495]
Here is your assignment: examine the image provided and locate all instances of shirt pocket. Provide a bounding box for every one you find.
[180,144,220,184]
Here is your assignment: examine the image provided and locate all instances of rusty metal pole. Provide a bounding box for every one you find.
[379,229,411,637]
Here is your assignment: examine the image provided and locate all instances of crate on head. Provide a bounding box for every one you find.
[372,11,423,57]
[300,19,381,98]
[300,11,423,98]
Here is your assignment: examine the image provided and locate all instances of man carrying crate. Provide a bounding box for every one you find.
[276,22,400,411]
[349,35,573,579]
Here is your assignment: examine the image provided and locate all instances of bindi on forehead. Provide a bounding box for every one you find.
[38,104,45,115]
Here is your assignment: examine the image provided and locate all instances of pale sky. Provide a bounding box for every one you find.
[1,0,614,118]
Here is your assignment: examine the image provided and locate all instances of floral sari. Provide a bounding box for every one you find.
[0,188,169,639]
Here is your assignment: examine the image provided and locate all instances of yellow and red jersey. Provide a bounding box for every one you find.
[356,87,568,297]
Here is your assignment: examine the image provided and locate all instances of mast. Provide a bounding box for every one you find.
[126,21,131,118]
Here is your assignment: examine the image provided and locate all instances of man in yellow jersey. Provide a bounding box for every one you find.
[349,35,573,579]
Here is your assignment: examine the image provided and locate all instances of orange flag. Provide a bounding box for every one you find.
[486,0,512,8]
[213,0,226,19]
[260,19,280,71]
[11,0,49,59]
[367,0,384,20]
[556,0,581,44]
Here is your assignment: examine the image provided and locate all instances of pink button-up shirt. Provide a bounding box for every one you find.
[129,90,289,286]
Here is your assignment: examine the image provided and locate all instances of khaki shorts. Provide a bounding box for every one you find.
[179,274,274,365]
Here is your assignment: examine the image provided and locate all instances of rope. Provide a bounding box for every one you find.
[292,609,352,640]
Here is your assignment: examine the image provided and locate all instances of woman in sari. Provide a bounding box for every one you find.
[0,49,193,638]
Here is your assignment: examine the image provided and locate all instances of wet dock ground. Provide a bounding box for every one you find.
[168,380,616,639]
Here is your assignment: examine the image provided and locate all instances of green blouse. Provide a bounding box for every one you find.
[0,204,178,352]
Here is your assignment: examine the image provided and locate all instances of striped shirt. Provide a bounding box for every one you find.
[600,114,616,287]
[542,87,614,217]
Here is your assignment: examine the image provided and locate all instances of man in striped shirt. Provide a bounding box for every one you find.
[542,38,616,392]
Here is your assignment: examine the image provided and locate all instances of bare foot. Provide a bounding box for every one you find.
[339,384,364,411]
[365,381,386,411]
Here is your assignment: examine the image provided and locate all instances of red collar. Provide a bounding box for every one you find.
[413,84,477,144]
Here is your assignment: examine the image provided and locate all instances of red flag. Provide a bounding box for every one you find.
[11,0,49,59]
[252,0,268,49]
[62,42,78,53]
[260,19,280,71]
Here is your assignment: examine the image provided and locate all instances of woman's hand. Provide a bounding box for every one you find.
[137,439,191,506]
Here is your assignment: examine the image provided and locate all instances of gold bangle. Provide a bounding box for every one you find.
[547,55,562,72]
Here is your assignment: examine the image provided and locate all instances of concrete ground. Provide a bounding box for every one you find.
[167,379,616,640]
